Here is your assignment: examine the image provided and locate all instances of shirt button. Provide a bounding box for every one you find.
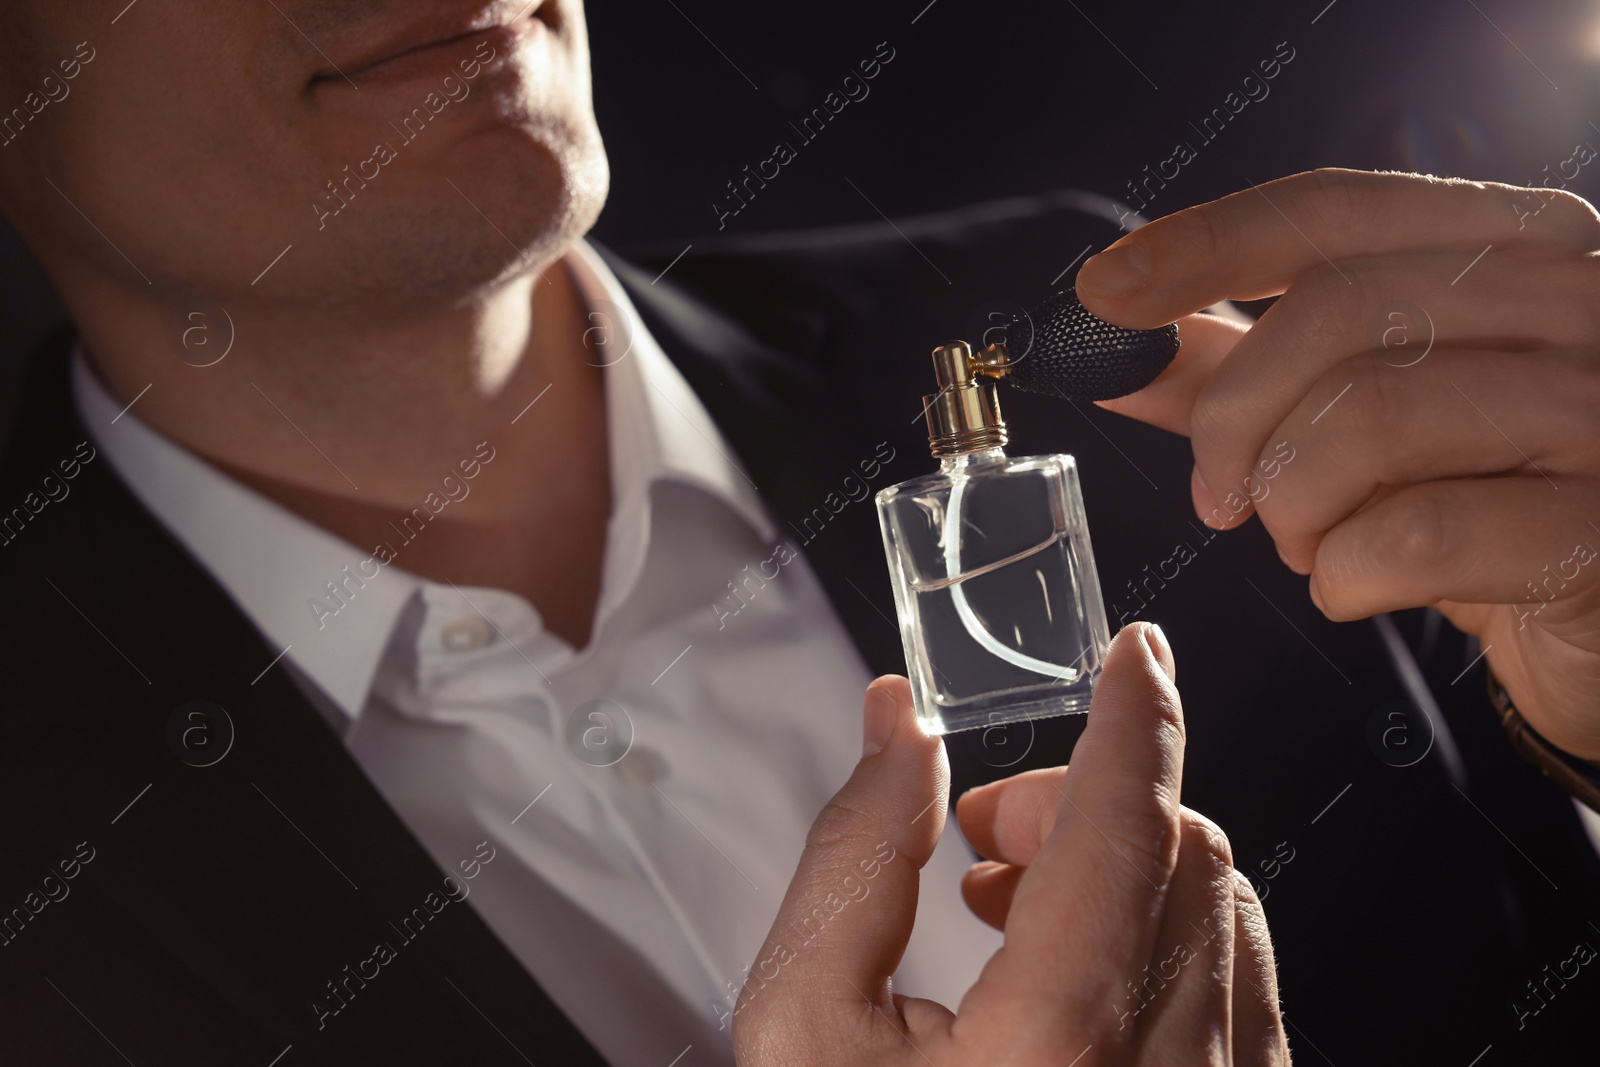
[440,615,492,652]
[618,746,668,786]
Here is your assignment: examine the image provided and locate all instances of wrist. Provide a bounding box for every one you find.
[1488,668,1600,815]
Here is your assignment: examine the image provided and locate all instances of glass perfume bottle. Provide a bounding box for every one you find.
[876,340,1111,735]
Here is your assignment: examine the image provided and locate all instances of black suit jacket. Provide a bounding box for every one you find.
[2,193,1596,1065]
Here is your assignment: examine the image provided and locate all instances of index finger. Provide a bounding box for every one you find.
[958,622,1186,1037]
[1075,168,1600,328]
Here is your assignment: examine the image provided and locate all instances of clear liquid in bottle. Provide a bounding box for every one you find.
[876,447,1110,735]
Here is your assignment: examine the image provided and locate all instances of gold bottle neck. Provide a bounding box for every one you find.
[924,340,1010,457]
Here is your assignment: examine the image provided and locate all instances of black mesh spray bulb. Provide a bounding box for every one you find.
[981,289,1180,402]
[921,289,1181,455]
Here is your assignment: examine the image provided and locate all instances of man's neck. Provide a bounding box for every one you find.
[74,250,614,648]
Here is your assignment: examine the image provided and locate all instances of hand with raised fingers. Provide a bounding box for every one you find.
[1078,168,1600,762]
[732,623,1290,1066]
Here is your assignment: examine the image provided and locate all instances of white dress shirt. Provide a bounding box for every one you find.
[71,239,1001,1066]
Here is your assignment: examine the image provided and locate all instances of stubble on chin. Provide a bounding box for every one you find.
[301,119,609,314]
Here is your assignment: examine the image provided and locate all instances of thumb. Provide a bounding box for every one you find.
[732,676,948,1058]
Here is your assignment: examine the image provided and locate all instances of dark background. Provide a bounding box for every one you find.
[585,0,1600,251]
[9,0,1600,358]
[3,1,1600,1059]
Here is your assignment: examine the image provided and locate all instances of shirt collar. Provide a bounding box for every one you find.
[566,240,772,541]
[71,239,773,724]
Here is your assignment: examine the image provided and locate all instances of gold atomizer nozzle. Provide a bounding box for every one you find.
[974,340,1016,378]
[924,340,1009,457]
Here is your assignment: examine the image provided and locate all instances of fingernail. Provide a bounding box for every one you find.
[863,684,897,757]
[1142,622,1176,682]
[1308,573,1327,614]
[1078,244,1150,297]
[960,779,998,803]
[1191,465,1221,524]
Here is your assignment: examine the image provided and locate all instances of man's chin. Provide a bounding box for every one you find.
[285,131,608,314]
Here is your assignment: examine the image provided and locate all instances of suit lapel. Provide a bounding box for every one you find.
[0,339,608,1064]
[605,249,919,680]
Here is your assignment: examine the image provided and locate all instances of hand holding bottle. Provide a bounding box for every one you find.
[732,623,1291,1066]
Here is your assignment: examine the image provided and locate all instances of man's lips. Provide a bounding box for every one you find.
[313,1,545,85]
